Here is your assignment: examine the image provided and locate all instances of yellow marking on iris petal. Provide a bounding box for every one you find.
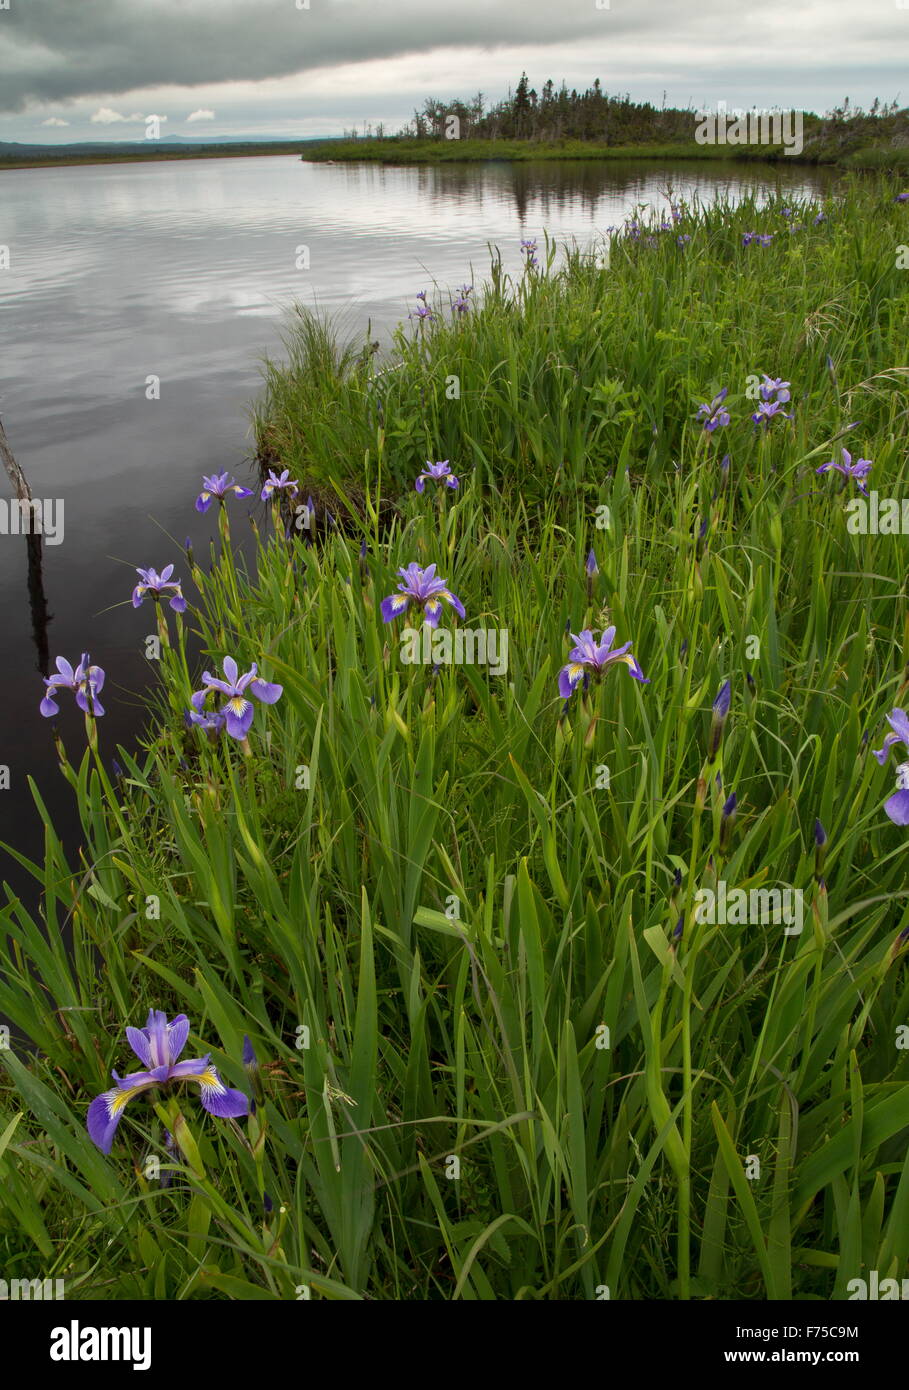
[110,1081,153,1113]
[391,595,408,612]
[193,1067,224,1093]
[567,663,585,684]
[229,696,249,715]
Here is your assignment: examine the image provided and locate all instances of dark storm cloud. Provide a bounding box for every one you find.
[1,0,902,121]
[2,0,613,111]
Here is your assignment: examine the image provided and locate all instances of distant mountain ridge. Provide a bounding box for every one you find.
[0,135,339,158]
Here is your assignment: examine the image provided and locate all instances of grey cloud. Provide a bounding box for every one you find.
[1,0,614,111]
[1,0,903,119]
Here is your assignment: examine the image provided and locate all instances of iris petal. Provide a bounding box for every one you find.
[191,1067,249,1119]
[126,1027,153,1067]
[249,678,283,704]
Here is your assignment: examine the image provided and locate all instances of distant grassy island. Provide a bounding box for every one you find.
[0,139,321,171]
[305,137,908,170]
[303,79,909,172]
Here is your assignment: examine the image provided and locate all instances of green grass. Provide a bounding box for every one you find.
[2,178,909,1300]
[305,136,909,172]
[305,137,756,164]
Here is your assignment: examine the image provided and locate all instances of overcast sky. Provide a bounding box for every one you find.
[0,0,905,144]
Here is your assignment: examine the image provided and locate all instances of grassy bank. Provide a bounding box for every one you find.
[305,135,909,173]
[0,141,318,172]
[2,179,909,1300]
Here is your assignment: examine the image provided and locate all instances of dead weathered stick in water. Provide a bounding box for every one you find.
[0,413,52,673]
[0,413,35,507]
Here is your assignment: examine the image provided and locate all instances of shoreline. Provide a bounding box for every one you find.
[0,143,313,172]
[3,138,907,175]
[300,136,909,174]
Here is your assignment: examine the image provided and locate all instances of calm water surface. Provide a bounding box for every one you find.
[0,154,837,879]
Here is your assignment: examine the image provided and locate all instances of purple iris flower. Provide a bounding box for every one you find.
[191,655,283,740]
[894,193,909,203]
[186,706,226,737]
[671,205,684,223]
[242,1035,263,1110]
[87,1009,248,1154]
[760,375,791,403]
[872,709,909,825]
[415,460,459,493]
[751,400,793,428]
[132,565,187,613]
[410,303,434,322]
[814,818,828,877]
[677,234,691,246]
[558,627,649,699]
[195,472,254,514]
[816,448,872,496]
[40,654,106,718]
[380,562,465,628]
[453,285,472,314]
[261,468,300,503]
[585,548,599,577]
[521,238,539,268]
[696,388,730,432]
[720,791,737,848]
[814,211,827,224]
[709,679,731,759]
[742,232,756,246]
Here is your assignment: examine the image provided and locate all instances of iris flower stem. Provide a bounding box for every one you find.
[218,504,244,616]
[154,1096,205,1179]
[52,729,80,792]
[152,605,194,760]
[794,908,827,1093]
[648,961,691,1300]
[86,730,133,845]
[677,760,708,1298]
[155,604,171,653]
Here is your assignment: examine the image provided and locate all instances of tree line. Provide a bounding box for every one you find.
[383,77,908,148]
